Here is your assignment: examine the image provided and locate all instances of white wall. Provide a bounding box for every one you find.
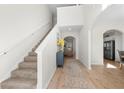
[91,5,124,65]
[92,23,124,64]
[61,30,79,59]
[57,5,102,69]
[36,25,58,89]
[79,4,102,69]
[57,6,84,26]
[0,5,52,53]
[0,5,52,82]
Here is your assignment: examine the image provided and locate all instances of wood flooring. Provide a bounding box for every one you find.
[48,58,124,89]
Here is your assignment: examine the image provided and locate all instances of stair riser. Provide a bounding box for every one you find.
[11,72,37,80]
[24,57,37,62]
[28,53,37,56]
[19,63,37,69]
[1,78,37,89]
[32,48,36,51]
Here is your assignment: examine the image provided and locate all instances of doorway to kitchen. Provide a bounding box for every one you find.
[103,30,123,68]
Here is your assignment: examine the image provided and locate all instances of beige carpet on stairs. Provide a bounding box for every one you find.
[0,43,39,89]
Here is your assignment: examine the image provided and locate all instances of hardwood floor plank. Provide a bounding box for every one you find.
[48,58,124,89]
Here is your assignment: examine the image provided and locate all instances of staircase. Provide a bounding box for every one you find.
[0,39,43,89]
[0,28,53,89]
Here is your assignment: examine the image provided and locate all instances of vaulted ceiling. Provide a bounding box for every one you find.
[48,4,76,17]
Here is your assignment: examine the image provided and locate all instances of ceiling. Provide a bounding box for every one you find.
[48,4,83,31]
[59,25,83,32]
[96,5,124,25]
[48,4,76,16]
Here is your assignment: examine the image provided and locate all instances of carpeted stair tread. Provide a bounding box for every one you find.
[1,78,37,89]
[0,37,42,89]
[28,52,37,56]
[19,61,37,69]
[24,56,37,62]
[11,68,37,79]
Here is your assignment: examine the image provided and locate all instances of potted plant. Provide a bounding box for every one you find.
[57,39,64,51]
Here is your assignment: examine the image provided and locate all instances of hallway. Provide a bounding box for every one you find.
[48,58,124,89]
[48,58,95,88]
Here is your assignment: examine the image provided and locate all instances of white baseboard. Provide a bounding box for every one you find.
[91,62,104,65]
[79,58,90,69]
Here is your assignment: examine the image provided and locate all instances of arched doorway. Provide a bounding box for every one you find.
[64,36,76,58]
[103,30,123,63]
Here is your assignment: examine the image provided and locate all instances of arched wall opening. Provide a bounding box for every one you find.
[64,36,76,58]
[62,32,79,59]
[103,30,123,62]
[91,27,124,65]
